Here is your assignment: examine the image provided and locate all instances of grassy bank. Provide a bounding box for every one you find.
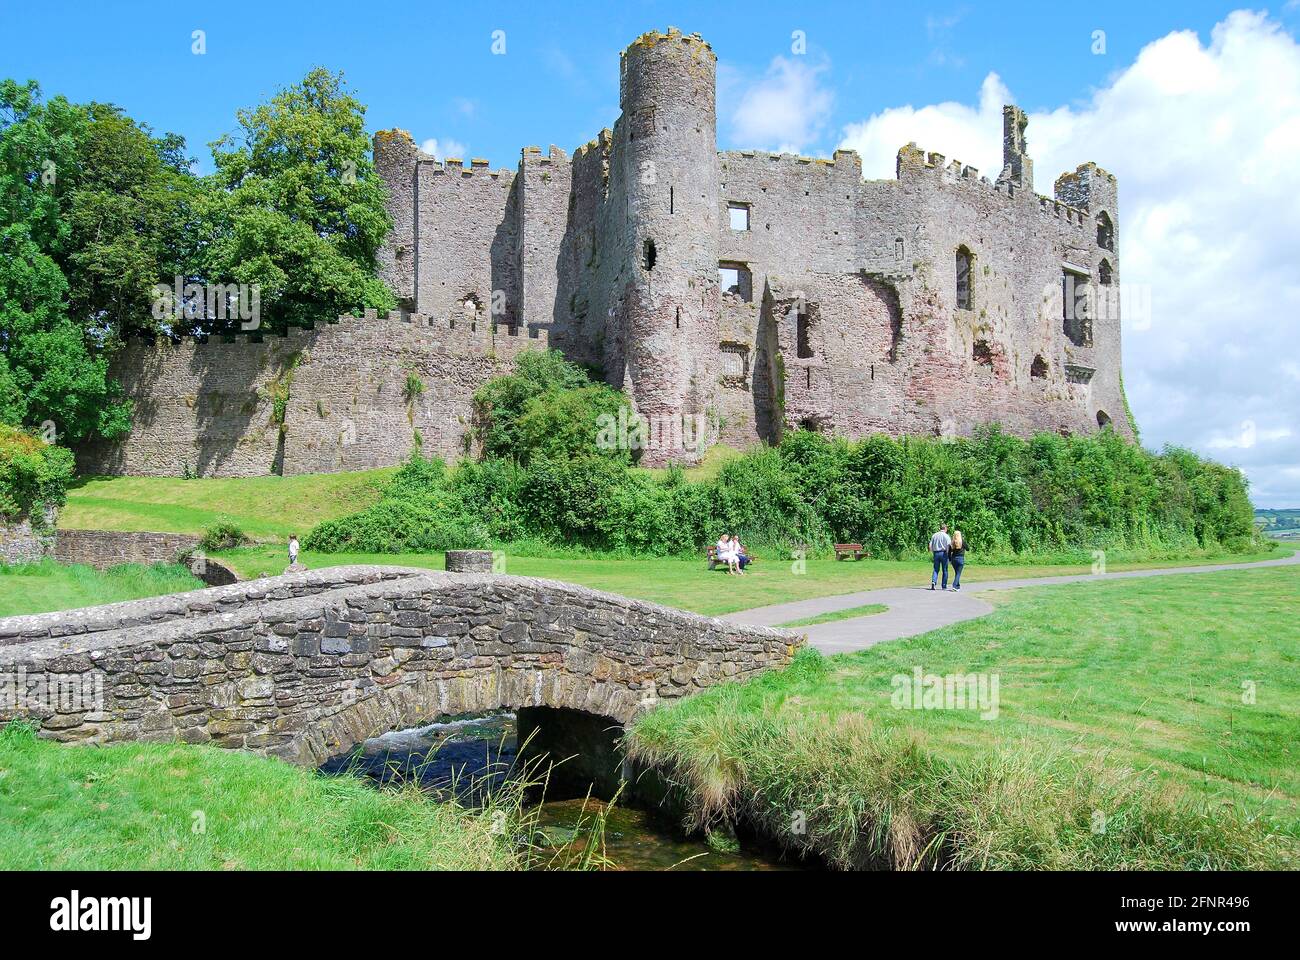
[0,560,204,618]
[0,544,1287,620]
[206,543,1288,617]
[0,724,520,870]
[61,469,395,539]
[628,566,1300,869]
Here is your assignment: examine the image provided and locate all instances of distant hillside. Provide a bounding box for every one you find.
[1256,508,1300,538]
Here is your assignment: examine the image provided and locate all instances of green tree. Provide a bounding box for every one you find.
[0,78,196,442]
[205,68,395,333]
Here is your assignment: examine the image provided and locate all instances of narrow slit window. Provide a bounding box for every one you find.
[955,246,973,310]
[796,312,814,359]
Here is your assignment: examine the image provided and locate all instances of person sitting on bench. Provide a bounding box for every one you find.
[734,536,751,572]
[716,533,741,575]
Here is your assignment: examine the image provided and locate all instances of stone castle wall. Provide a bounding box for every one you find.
[79,311,546,478]
[82,27,1129,479]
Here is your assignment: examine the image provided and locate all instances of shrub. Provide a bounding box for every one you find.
[307,370,1262,561]
[199,518,248,551]
[0,425,75,530]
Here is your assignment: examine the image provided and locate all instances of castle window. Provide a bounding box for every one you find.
[796,311,814,359]
[1062,269,1093,347]
[1096,410,1113,429]
[1098,258,1113,286]
[1096,212,1114,251]
[955,246,973,310]
[1031,355,1049,379]
[728,203,750,231]
[719,262,752,301]
[973,339,994,368]
[720,341,750,387]
[643,238,657,272]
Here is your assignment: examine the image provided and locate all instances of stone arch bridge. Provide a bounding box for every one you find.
[0,567,800,766]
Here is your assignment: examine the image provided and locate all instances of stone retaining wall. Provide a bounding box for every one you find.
[54,529,200,569]
[0,566,800,767]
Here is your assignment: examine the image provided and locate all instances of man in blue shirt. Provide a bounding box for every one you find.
[929,524,952,590]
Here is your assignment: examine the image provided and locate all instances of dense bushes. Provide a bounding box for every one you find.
[0,425,75,529]
[306,351,1260,560]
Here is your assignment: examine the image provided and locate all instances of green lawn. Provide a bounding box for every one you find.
[207,543,1289,618]
[629,565,1300,870]
[777,603,887,628]
[0,542,1287,620]
[61,469,396,540]
[0,561,205,618]
[0,724,519,870]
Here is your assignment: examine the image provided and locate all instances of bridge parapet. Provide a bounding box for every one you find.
[0,567,801,766]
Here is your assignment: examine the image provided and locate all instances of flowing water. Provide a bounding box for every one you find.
[320,713,803,871]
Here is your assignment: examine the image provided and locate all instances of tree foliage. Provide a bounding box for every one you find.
[204,68,394,333]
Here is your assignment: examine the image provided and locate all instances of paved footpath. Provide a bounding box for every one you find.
[723,549,1300,655]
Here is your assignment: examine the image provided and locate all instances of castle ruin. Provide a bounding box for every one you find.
[81,28,1127,478]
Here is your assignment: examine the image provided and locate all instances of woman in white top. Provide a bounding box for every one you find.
[716,534,740,575]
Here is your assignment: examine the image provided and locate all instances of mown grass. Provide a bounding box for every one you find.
[777,603,888,628]
[628,566,1300,870]
[0,560,204,618]
[207,543,1289,618]
[61,469,396,539]
[0,723,521,870]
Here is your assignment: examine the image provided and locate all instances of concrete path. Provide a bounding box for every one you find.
[723,549,1300,655]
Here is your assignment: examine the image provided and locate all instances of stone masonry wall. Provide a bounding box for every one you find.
[0,509,57,565]
[0,566,801,767]
[54,529,201,569]
[78,311,547,478]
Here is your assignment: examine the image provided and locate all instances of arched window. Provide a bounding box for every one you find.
[1096,410,1112,430]
[1031,355,1049,379]
[955,246,973,310]
[1096,212,1114,251]
[1098,259,1113,286]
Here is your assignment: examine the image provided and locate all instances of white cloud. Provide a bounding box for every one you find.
[838,10,1300,507]
[420,137,469,161]
[729,55,833,155]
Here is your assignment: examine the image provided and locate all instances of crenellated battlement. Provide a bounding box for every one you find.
[136,309,548,358]
[896,139,1091,232]
[624,26,714,57]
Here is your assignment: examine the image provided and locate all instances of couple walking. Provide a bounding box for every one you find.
[928,524,966,591]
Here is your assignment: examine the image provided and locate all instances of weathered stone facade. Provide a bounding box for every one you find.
[0,509,56,565]
[81,27,1128,477]
[51,528,238,585]
[78,311,546,477]
[54,529,200,569]
[0,566,799,766]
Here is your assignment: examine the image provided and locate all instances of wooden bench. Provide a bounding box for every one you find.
[834,543,868,561]
[707,546,756,570]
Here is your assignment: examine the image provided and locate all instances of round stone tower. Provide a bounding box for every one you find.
[618,28,720,466]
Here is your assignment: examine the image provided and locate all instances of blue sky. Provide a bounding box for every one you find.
[3,1,1300,506]
[0,0,1266,170]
